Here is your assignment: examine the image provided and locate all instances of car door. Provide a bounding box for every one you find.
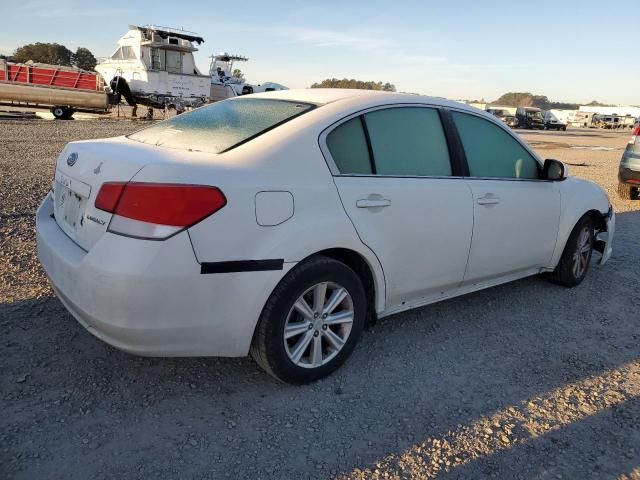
[322,106,474,310]
[449,110,561,285]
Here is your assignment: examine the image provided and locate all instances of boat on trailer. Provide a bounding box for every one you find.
[209,52,287,102]
[0,59,115,119]
[95,25,210,109]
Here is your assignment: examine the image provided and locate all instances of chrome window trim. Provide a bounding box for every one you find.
[318,102,456,179]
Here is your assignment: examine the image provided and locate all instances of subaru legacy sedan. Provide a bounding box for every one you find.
[37,89,614,384]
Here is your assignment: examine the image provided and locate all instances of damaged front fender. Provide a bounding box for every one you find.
[594,206,615,265]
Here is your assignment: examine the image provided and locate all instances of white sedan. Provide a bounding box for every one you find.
[36,89,615,384]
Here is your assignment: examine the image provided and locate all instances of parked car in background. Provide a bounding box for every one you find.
[36,89,615,384]
[544,111,567,131]
[618,123,640,199]
[516,106,545,129]
[487,107,518,128]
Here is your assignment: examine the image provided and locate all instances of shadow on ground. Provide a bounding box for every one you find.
[1,214,639,480]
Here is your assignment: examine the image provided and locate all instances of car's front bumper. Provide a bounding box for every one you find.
[36,193,291,357]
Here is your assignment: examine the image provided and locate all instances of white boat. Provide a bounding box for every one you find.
[96,25,210,108]
[209,52,287,101]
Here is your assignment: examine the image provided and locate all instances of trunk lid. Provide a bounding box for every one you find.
[52,137,159,251]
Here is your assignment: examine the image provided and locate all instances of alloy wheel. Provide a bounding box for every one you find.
[283,282,354,368]
[571,226,592,278]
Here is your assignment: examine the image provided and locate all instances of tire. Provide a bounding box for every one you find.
[250,256,366,384]
[548,216,594,287]
[51,107,73,120]
[618,182,635,200]
[51,106,66,119]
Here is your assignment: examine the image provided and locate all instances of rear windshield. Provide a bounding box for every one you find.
[128,98,315,153]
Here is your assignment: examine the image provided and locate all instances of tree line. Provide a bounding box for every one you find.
[0,42,97,71]
[491,92,613,110]
[311,78,396,92]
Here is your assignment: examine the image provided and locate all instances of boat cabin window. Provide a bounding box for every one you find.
[111,46,137,60]
[151,48,182,73]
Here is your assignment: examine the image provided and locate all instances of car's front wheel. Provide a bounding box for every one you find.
[548,216,594,287]
[250,256,366,384]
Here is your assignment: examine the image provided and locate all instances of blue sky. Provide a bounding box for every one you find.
[1,0,638,105]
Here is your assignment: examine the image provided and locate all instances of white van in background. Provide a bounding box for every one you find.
[544,110,568,131]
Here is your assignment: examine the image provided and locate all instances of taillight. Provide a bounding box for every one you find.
[95,182,226,240]
[629,125,640,145]
[95,182,126,211]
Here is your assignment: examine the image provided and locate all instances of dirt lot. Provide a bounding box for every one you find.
[1,121,639,480]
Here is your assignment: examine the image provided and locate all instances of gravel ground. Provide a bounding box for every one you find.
[1,121,639,480]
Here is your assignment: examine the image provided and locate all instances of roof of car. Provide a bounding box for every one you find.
[248,88,477,112]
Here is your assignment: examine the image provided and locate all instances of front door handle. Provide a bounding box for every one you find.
[477,194,500,205]
[356,198,391,208]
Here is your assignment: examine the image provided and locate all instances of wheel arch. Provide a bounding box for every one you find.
[308,248,380,326]
[549,178,611,268]
[550,208,608,268]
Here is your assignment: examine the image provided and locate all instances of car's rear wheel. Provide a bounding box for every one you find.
[250,256,366,384]
[548,216,594,287]
[618,182,636,200]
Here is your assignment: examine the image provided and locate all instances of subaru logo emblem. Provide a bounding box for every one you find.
[66,152,78,167]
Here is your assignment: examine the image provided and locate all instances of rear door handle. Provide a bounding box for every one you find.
[477,194,500,205]
[356,198,391,208]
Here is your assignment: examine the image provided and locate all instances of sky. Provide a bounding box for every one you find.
[1,0,638,105]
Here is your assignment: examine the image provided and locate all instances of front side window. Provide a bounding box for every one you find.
[364,107,451,176]
[128,98,314,154]
[452,112,540,179]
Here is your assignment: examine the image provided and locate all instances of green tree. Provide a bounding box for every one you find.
[72,47,97,71]
[13,42,73,66]
[232,68,244,80]
[585,100,614,107]
[493,92,536,107]
[310,78,396,92]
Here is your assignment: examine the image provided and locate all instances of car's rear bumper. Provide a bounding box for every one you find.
[36,193,291,357]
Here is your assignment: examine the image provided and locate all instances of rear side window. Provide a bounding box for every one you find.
[325,106,452,176]
[364,107,451,176]
[326,118,372,174]
[128,98,314,154]
[452,112,540,179]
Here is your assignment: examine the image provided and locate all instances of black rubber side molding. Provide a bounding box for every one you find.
[200,259,284,274]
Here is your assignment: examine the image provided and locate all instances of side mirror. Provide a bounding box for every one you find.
[543,159,568,181]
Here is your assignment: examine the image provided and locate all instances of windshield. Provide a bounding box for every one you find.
[128,98,315,153]
[526,110,543,119]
